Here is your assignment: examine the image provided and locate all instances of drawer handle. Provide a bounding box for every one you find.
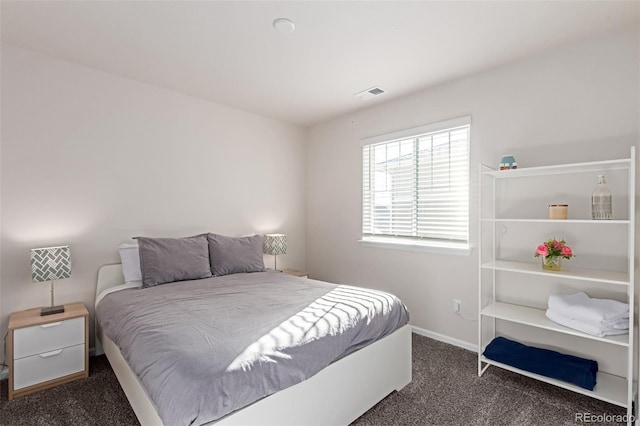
[41,322,62,328]
[39,349,63,358]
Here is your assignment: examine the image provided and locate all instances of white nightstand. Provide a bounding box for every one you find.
[7,302,89,399]
[282,269,309,278]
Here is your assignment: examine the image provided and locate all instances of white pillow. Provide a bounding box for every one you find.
[119,243,142,283]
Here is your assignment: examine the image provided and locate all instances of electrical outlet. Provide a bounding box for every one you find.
[453,299,461,313]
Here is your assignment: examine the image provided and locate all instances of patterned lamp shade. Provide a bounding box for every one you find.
[263,234,287,256]
[31,245,72,283]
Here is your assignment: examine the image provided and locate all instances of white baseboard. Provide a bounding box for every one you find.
[411,325,477,352]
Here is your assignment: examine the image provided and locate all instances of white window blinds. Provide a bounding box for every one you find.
[362,117,470,245]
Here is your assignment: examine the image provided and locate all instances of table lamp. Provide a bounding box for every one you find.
[263,234,287,271]
[30,245,71,316]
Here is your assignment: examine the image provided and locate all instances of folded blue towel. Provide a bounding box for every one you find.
[483,336,598,390]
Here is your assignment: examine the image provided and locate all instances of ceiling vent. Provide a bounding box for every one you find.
[355,86,387,100]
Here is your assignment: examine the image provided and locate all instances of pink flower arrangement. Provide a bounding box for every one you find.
[534,238,574,260]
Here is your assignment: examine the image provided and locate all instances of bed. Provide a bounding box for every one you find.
[95,263,412,426]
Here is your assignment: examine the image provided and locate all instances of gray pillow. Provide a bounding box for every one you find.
[137,235,212,288]
[207,233,265,276]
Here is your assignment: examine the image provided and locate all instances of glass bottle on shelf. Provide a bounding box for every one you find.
[591,174,612,220]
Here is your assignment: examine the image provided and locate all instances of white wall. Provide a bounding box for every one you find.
[0,45,307,349]
[2,24,638,363]
[306,26,640,347]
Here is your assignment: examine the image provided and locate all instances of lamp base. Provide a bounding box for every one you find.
[41,305,65,316]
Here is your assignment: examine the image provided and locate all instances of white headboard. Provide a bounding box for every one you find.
[96,264,125,300]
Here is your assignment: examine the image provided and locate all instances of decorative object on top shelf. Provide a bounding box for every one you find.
[534,238,574,271]
[592,174,612,220]
[30,245,71,316]
[499,154,517,170]
[548,204,568,220]
[263,233,287,271]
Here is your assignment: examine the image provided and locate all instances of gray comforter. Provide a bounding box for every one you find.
[96,271,409,426]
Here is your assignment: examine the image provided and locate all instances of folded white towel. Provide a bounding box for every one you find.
[546,309,629,337]
[548,292,629,327]
[609,319,630,329]
[600,316,630,329]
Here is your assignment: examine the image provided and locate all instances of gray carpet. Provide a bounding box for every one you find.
[0,334,628,425]
[353,334,628,425]
[0,353,138,425]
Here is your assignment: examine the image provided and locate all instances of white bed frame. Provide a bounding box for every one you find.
[95,264,412,426]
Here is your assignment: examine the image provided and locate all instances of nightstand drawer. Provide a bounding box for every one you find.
[14,317,84,359]
[13,344,85,390]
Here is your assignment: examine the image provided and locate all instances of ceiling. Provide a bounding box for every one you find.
[2,1,638,127]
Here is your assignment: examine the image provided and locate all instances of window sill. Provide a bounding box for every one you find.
[359,237,472,256]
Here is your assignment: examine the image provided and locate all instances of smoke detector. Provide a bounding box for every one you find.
[355,86,387,100]
[273,18,295,34]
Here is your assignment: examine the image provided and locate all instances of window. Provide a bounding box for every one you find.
[361,116,470,251]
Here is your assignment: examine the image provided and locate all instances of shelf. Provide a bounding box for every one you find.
[481,218,630,224]
[481,260,629,286]
[480,356,629,408]
[481,157,630,178]
[479,147,635,420]
[481,302,629,347]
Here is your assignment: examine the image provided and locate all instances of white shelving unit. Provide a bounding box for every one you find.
[478,147,636,423]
